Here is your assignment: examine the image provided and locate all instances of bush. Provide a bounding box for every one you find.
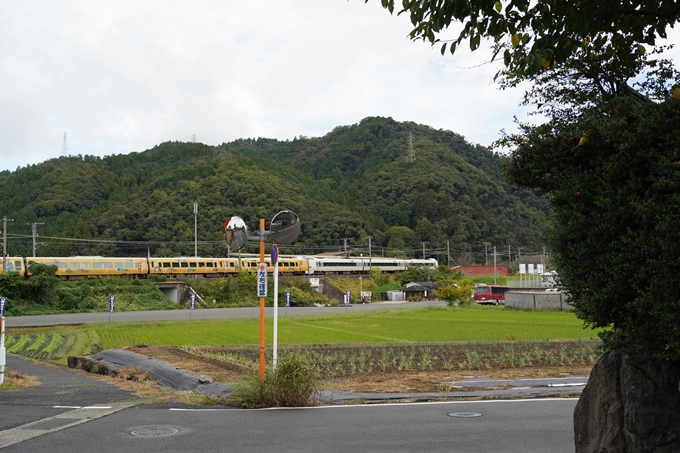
[229,354,319,408]
[436,281,474,307]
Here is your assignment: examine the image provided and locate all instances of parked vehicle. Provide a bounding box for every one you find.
[473,284,509,305]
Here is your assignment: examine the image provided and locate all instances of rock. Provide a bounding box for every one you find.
[197,375,213,384]
[574,350,680,452]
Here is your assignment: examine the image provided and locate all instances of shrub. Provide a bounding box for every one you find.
[229,354,319,408]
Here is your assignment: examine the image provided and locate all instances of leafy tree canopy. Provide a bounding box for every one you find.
[373,0,680,76]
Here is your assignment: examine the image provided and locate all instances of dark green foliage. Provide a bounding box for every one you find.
[188,275,329,308]
[505,96,680,360]
[0,275,177,315]
[0,118,544,261]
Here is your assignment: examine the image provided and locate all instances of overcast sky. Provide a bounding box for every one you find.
[1,1,678,173]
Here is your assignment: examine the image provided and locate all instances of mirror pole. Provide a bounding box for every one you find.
[259,217,266,382]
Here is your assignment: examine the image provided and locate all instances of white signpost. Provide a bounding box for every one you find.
[108,294,115,322]
[271,245,279,368]
[0,297,6,385]
[189,292,196,320]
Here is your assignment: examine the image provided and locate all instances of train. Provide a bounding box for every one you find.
[0,256,439,279]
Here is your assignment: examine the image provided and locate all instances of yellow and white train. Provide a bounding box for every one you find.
[0,255,438,279]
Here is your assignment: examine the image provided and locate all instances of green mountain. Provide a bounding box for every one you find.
[0,117,546,262]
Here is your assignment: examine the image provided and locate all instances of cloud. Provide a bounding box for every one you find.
[3,0,625,172]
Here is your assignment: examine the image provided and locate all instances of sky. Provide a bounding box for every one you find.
[1,1,678,173]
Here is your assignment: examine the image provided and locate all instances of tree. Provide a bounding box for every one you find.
[372,0,680,76]
[436,281,473,307]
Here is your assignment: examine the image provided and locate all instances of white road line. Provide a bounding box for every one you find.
[168,398,580,412]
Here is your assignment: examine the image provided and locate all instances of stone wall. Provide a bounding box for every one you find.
[505,291,573,310]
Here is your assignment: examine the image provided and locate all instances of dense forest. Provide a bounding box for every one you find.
[0,117,546,264]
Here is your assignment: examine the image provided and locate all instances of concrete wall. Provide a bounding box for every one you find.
[505,291,574,311]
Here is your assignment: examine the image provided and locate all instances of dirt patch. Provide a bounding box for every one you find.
[0,369,40,391]
[129,346,242,383]
[127,341,598,394]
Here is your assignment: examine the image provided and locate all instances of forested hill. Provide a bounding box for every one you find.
[0,117,546,261]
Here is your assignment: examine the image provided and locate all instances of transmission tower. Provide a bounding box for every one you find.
[407,133,415,163]
[62,133,68,156]
[192,134,196,143]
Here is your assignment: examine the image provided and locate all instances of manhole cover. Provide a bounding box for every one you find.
[131,427,180,437]
[448,412,482,418]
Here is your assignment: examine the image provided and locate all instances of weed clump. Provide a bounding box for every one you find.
[230,354,319,408]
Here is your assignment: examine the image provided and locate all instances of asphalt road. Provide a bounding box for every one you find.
[5,300,446,327]
[2,397,578,453]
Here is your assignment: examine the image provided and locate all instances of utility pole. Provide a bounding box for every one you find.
[422,242,428,259]
[341,238,353,258]
[2,216,14,274]
[446,240,450,268]
[367,236,372,273]
[508,245,511,267]
[194,202,198,257]
[27,222,44,257]
[484,242,490,266]
[493,246,497,285]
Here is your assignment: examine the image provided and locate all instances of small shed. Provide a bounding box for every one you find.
[403,281,439,301]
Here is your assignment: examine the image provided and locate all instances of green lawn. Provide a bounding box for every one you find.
[91,306,597,349]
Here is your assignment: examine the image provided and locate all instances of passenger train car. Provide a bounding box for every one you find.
[0,255,438,279]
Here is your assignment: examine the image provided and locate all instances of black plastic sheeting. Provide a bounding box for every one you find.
[93,349,230,397]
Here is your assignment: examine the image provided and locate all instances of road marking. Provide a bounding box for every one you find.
[167,398,580,412]
[0,400,141,449]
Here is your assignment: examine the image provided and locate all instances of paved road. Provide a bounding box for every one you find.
[5,300,446,327]
[3,398,578,452]
[1,354,578,452]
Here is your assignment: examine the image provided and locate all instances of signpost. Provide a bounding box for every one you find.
[345,289,351,312]
[271,244,279,368]
[224,211,300,381]
[108,294,115,323]
[0,297,5,385]
[189,292,196,320]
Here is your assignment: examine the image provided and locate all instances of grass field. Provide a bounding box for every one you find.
[92,306,597,349]
[4,305,597,358]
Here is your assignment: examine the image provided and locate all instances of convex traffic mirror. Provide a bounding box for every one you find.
[270,210,301,244]
[223,216,248,251]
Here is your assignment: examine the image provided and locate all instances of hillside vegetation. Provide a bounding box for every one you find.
[0,117,545,259]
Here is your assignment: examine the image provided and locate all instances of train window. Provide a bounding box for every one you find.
[82,262,91,268]
[180,262,188,268]
[163,262,171,268]
[125,262,135,269]
[13,260,22,270]
[69,262,80,269]
[103,262,113,268]
[93,262,103,268]
[189,262,197,268]
[207,262,214,267]
[114,262,124,269]
[58,263,68,269]
[172,262,180,268]
[197,262,205,267]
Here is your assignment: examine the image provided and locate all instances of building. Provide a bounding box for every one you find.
[452,265,511,276]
